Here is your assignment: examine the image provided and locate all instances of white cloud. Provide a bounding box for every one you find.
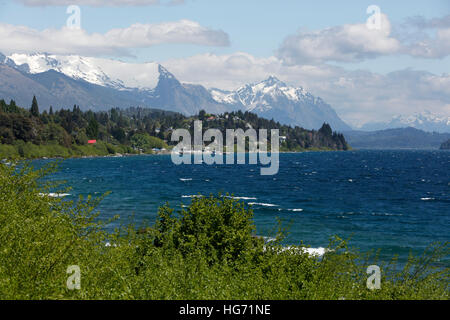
[15,0,184,6]
[277,14,401,64]
[398,15,450,59]
[163,52,450,127]
[277,13,450,64]
[0,20,229,56]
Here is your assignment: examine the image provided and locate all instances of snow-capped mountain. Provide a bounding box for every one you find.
[210,76,351,131]
[211,76,310,110]
[6,53,161,91]
[0,52,228,115]
[360,111,450,133]
[1,52,351,131]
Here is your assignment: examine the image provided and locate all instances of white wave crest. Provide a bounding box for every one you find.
[248,202,278,207]
[226,196,258,200]
[39,193,71,198]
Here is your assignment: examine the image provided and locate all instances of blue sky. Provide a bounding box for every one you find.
[0,0,449,125]
[1,0,449,71]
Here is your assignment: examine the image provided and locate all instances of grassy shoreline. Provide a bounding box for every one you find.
[0,141,156,160]
[1,142,347,161]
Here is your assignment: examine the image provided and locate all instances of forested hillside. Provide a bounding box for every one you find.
[0,96,348,159]
[345,127,450,150]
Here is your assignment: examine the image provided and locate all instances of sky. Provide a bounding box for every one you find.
[0,0,449,126]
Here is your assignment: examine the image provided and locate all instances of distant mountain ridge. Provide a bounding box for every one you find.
[0,52,351,131]
[360,111,450,133]
[345,127,450,150]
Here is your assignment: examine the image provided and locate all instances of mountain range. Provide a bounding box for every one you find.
[360,111,450,133]
[344,127,450,149]
[0,52,351,131]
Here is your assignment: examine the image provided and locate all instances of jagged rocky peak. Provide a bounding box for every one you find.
[262,75,285,86]
[158,64,177,80]
[236,76,311,105]
[209,75,351,131]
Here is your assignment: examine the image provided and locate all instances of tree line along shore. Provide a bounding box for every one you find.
[0,96,349,160]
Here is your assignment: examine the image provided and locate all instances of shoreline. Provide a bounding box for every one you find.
[2,148,347,162]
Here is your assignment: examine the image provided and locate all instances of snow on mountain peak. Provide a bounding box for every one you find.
[1,52,351,131]
[239,77,311,109]
[361,111,450,133]
[209,88,237,104]
[209,76,313,112]
[209,76,350,131]
[392,111,449,125]
[6,53,162,91]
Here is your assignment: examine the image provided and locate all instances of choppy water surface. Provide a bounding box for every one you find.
[37,150,450,264]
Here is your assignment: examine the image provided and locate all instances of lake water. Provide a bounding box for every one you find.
[37,150,450,264]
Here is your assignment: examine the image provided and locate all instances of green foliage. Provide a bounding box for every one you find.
[0,163,110,299]
[74,129,88,145]
[0,99,21,114]
[154,195,262,265]
[0,98,170,159]
[42,123,72,147]
[0,144,19,158]
[130,133,168,152]
[195,111,349,151]
[0,97,350,160]
[30,96,39,117]
[110,126,126,143]
[12,141,72,158]
[0,164,448,300]
[86,118,99,139]
[0,141,138,160]
[319,123,333,136]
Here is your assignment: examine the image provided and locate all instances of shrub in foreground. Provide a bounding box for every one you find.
[0,163,448,299]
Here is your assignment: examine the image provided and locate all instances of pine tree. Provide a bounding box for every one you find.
[199,110,206,121]
[30,96,39,117]
[49,106,53,116]
[319,123,332,137]
[86,117,99,139]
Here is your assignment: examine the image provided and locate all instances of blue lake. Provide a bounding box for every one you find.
[36,150,450,264]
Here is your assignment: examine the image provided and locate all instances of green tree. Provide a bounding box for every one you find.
[111,126,126,143]
[155,195,262,265]
[199,110,206,121]
[74,128,89,145]
[86,118,99,139]
[30,96,39,117]
[319,123,332,136]
[130,133,168,151]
